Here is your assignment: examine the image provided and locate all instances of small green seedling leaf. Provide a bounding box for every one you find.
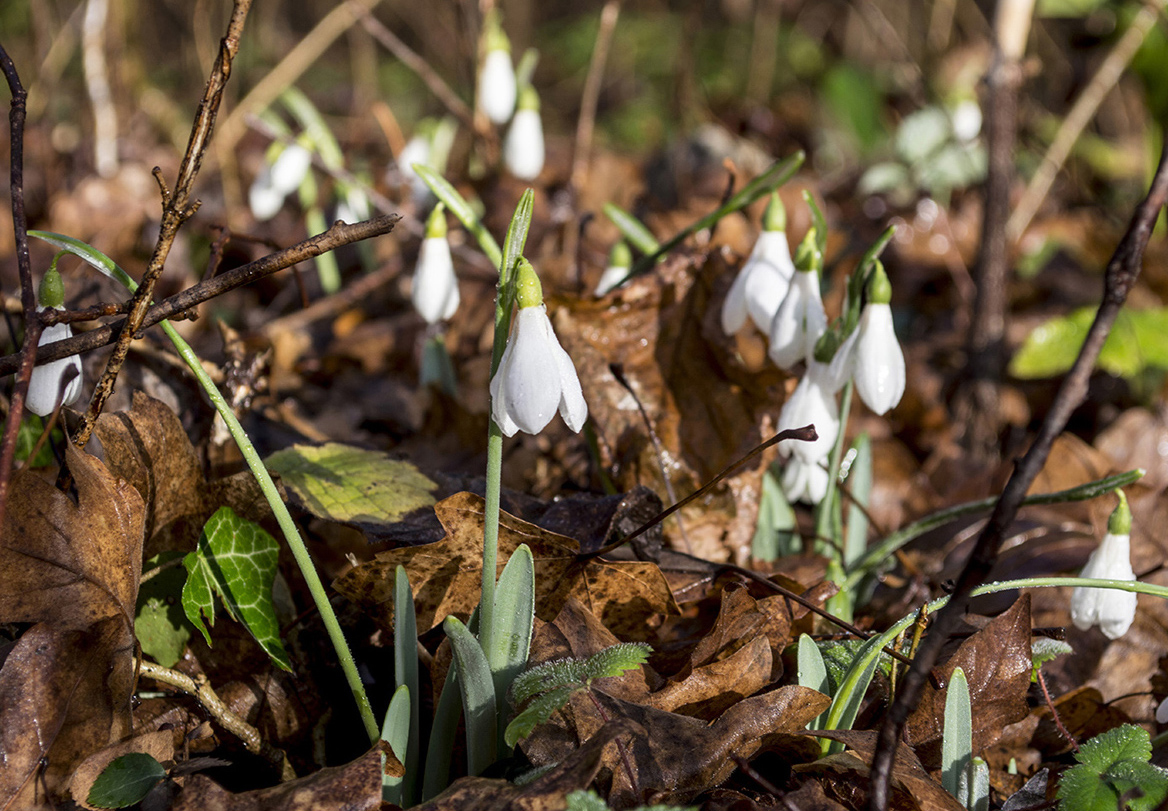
[265,442,437,529]
[443,615,497,775]
[578,642,652,681]
[1010,306,1168,380]
[413,164,502,266]
[603,203,661,255]
[1030,637,1073,682]
[942,666,972,802]
[564,788,699,811]
[381,684,410,804]
[87,753,168,809]
[504,685,576,747]
[1057,724,1168,811]
[182,507,292,671]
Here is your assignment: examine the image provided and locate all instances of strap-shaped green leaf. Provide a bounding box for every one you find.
[797,634,830,731]
[842,433,872,568]
[488,543,535,745]
[393,566,420,806]
[380,684,410,805]
[29,230,139,291]
[413,165,502,267]
[942,666,972,802]
[603,202,661,256]
[443,616,497,775]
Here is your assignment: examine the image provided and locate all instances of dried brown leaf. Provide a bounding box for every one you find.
[904,596,1033,768]
[645,634,772,718]
[334,492,678,638]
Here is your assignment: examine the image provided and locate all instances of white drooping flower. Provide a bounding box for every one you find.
[249,141,313,221]
[782,456,830,505]
[595,241,631,297]
[397,134,433,204]
[478,13,516,125]
[768,230,827,369]
[1071,491,1137,640]
[504,85,544,181]
[490,259,587,436]
[826,261,905,415]
[27,268,82,417]
[777,361,839,465]
[722,193,795,335]
[412,204,459,324]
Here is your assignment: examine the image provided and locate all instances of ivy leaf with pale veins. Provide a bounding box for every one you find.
[183,507,292,671]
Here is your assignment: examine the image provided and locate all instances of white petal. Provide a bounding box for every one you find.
[1156,696,1168,724]
[595,265,628,297]
[720,267,751,334]
[490,339,521,437]
[496,307,561,434]
[504,109,544,181]
[552,340,588,432]
[248,167,285,221]
[781,458,829,505]
[825,326,859,393]
[743,231,794,332]
[269,143,312,196]
[777,364,838,463]
[412,237,459,324]
[768,272,825,369]
[479,50,517,124]
[27,321,82,417]
[1071,532,1137,639]
[853,304,905,415]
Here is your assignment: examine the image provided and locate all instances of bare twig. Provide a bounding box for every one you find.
[570,0,620,191]
[83,0,117,178]
[0,215,401,377]
[359,12,473,128]
[0,43,38,535]
[868,143,1168,811]
[1007,0,1166,242]
[75,0,254,447]
[138,660,295,781]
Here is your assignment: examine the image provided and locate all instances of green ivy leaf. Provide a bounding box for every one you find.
[183,507,292,671]
[87,753,168,809]
[136,553,192,668]
[265,442,437,528]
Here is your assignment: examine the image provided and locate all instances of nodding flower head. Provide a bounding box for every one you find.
[768,228,826,369]
[412,204,459,325]
[27,265,82,417]
[249,141,313,221]
[478,11,516,125]
[503,85,544,181]
[595,241,631,297]
[490,259,587,436]
[826,261,905,415]
[777,361,838,465]
[1071,490,1137,640]
[722,193,795,336]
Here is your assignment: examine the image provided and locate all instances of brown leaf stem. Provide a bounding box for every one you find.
[867,140,1168,811]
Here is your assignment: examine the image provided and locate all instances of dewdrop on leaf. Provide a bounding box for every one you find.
[490,259,587,436]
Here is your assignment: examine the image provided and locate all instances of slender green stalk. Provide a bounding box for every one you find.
[162,320,377,741]
[815,379,853,551]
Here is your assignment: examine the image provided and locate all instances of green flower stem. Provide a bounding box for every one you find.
[844,469,1145,591]
[815,379,853,552]
[480,423,504,657]
[162,320,378,742]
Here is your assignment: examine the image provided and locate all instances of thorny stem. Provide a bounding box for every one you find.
[0,42,36,534]
[2,216,400,377]
[867,144,1168,811]
[75,0,253,448]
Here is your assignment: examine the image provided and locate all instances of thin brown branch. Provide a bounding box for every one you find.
[868,142,1168,811]
[75,0,254,447]
[0,42,37,535]
[570,0,620,191]
[359,12,474,128]
[0,215,401,377]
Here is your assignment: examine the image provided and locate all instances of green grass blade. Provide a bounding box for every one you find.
[394,566,421,806]
[381,684,411,805]
[422,655,463,801]
[603,203,661,256]
[443,616,498,775]
[29,230,139,291]
[797,634,830,731]
[414,165,502,267]
[942,666,972,802]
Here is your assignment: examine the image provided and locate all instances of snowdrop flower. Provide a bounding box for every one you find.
[1071,490,1137,640]
[396,134,433,204]
[1157,696,1168,725]
[490,259,587,436]
[27,267,82,417]
[504,85,544,181]
[478,12,516,125]
[722,193,795,335]
[782,457,830,505]
[412,204,459,324]
[777,361,838,466]
[826,261,905,415]
[334,184,370,224]
[249,141,313,221]
[768,229,827,369]
[595,241,631,296]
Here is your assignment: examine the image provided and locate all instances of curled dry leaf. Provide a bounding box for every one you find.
[334,492,679,639]
[904,595,1033,768]
[0,443,145,806]
[170,747,381,811]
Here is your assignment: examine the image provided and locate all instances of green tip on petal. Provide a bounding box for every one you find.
[793,228,820,273]
[609,240,631,268]
[514,258,543,308]
[484,9,511,53]
[425,203,447,238]
[866,261,892,304]
[38,261,65,309]
[1108,489,1132,535]
[813,325,841,364]
[517,84,540,111]
[762,192,786,233]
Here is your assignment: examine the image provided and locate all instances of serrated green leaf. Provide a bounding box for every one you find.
[566,789,609,811]
[1075,723,1153,775]
[1030,637,1073,681]
[942,667,972,801]
[182,507,291,671]
[381,684,410,804]
[510,657,591,707]
[265,442,437,528]
[443,615,497,775]
[136,553,192,668]
[87,753,168,809]
[504,685,576,747]
[822,634,884,752]
[579,643,652,682]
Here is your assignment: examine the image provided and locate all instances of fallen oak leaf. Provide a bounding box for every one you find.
[334,492,679,639]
